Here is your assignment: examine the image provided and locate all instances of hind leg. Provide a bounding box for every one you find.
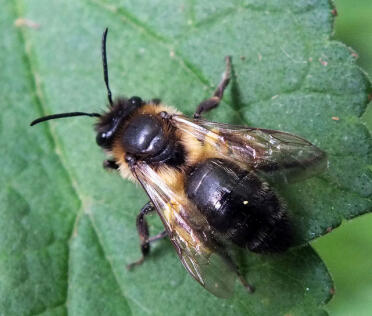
[194,56,232,119]
[236,269,255,293]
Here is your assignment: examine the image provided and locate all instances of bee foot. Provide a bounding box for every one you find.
[126,257,145,270]
[238,274,255,293]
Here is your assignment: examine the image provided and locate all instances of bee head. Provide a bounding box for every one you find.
[95,96,144,149]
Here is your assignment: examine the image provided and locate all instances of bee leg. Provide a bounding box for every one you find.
[103,159,119,170]
[127,202,154,269]
[194,56,231,119]
[225,253,255,293]
[236,270,255,293]
[127,202,168,270]
[147,230,168,243]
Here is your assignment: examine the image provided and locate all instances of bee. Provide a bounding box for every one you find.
[31,28,326,298]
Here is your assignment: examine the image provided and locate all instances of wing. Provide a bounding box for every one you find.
[133,162,237,298]
[172,115,327,183]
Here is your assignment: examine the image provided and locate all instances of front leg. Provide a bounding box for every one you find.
[103,159,119,170]
[194,56,232,118]
[127,201,168,270]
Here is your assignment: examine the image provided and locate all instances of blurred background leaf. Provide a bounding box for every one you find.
[313,0,372,315]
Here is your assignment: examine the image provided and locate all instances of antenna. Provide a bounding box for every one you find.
[102,27,113,107]
[30,112,101,126]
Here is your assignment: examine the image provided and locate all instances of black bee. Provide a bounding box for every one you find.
[31,29,326,298]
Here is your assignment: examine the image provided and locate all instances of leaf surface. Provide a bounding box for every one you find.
[1,0,371,315]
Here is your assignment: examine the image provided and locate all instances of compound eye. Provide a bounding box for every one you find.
[96,132,110,147]
[128,96,143,107]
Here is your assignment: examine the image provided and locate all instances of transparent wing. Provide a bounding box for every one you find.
[133,162,237,298]
[172,115,327,183]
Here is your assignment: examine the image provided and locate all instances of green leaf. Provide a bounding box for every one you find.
[1,0,371,315]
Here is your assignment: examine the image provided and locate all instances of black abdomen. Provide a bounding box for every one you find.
[186,158,292,253]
